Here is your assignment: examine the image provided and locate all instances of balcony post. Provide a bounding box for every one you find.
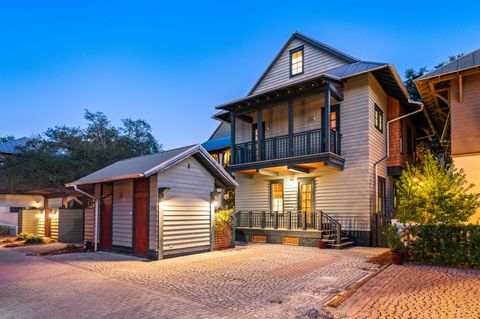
[257,108,264,161]
[324,85,331,153]
[288,100,294,157]
[261,211,266,228]
[287,211,291,229]
[230,112,236,164]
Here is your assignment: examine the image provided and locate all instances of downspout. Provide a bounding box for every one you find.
[74,185,99,252]
[373,102,424,215]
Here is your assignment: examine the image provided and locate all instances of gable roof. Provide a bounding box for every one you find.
[0,137,30,155]
[248,32,359,95]
[66,145,238,188]
[418,49,480,80]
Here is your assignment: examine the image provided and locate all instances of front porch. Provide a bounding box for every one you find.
[234,210,353,248]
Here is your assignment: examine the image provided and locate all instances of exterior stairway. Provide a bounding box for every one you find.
[234,210,354,249]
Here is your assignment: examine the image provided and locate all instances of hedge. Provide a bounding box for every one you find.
[406,224,480,268]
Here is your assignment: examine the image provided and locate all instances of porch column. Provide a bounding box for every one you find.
[288,100,294,157]
[257,108,264,160]
[44,197,50,237]
[324,85,331,153]
[230,111,236,165]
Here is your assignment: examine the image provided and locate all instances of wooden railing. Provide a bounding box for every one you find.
[234,210,342,245]
[233,129,341,165]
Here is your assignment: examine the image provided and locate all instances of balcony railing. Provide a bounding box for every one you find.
[234,210,342,244]
[233,129,341,165]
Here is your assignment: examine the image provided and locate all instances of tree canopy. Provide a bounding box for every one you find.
[395,152,480,224]
[0,110,161,191]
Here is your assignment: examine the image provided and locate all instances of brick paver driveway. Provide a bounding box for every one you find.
[0,244,386,319]
[332,263,480,319]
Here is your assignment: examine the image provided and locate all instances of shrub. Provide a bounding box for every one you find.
[386,225,405,253]
[17,232,44,244]
[396,152,480,224]
[215,209,234,232]
[407,224,480,268]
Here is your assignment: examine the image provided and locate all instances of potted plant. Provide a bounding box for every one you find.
[317,240,327,249]
[386,224,405,265]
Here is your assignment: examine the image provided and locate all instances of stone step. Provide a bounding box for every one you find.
[328,241,355,249]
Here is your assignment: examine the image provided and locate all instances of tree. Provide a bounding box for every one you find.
[0,136,15,144]
[396,152,480,224]
[403,54,464,101]
[0,110,161,191]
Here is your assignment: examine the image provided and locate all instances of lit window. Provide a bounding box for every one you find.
[290,47,303,76]
[331,111,337,131]
[271,181,284,212]
[374,104,384,133]
[223,149,231,167]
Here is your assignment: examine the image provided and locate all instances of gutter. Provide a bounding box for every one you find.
[73,185,99,252]
[373,101,424,215]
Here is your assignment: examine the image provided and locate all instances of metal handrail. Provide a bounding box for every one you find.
[234,209,342,245]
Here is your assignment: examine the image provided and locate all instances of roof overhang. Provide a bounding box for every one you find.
[216,74,342,115]
[66,145,238,189]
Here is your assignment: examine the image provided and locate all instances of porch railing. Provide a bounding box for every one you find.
[234,210,342,245]
[233,129,341,165]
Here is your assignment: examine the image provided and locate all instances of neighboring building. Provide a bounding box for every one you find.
[202,122,232,169]
[213,32,425,246]
[415,49,480,224]
[67,144,237,259]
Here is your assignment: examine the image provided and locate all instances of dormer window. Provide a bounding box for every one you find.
[290,46,304,76]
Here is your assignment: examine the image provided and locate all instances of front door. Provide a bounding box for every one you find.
[100,183,113,249]
[134,178,149,255]
[298,179,314,228]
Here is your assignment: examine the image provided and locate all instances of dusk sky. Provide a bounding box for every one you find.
[1,1,479,149]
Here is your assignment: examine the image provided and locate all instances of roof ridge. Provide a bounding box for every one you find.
[116,144,196,164]
[419,48,480,79]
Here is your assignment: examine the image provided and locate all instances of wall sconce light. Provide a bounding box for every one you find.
[36,213,43,219]
[210,191,221,208]
[158,187,170,210]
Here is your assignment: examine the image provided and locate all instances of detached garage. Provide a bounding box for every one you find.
[67,144,237,259]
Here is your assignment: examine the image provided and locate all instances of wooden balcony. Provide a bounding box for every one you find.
[230,129,344,172]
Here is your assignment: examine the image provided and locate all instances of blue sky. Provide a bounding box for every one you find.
[1,1,479,149]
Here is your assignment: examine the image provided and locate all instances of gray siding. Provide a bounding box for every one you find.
[84,207,95,243]
[254,38,348,94]
[112,179,133,247]
[368,74,394,216]
[234,74,376,232]
[57,209,83,243]
[158,156,214,256]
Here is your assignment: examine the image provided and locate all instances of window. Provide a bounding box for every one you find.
[223,149,231,167]
[406,126,414,157]
[331,111,337,131]
[270,181,284,212]
[377,177,386,215]
[290,46,304,76]
[374,104,384,133]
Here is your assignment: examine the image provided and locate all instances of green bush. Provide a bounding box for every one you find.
[386,225,405,253]
[215,209,234,232]
[17,232,44,244]
[407,224,480,268]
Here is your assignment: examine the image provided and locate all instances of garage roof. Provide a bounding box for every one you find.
[66,145,238,188]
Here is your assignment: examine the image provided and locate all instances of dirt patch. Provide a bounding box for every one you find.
[39,244,85,256]
[367,250,392,266]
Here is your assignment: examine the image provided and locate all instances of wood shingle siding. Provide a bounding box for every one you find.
[157,157,214,256]
[112,179,133,248]
[253,38,348,94]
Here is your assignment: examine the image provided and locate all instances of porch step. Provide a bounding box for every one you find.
[321,237,349,242]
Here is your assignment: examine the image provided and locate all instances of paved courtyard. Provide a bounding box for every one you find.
[0,244,385,319]
[332,263,480,319]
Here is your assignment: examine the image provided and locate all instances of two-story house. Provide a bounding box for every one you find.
[415,49,480,224]
[213,32,424,246]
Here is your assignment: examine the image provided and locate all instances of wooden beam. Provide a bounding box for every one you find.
[288,100,294,157]
[287,165,310,174]
[230,112,236,165]
[257,169,278,177]
[324,86,331,152]
[237,114,253,123]
[328,82,343,101]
